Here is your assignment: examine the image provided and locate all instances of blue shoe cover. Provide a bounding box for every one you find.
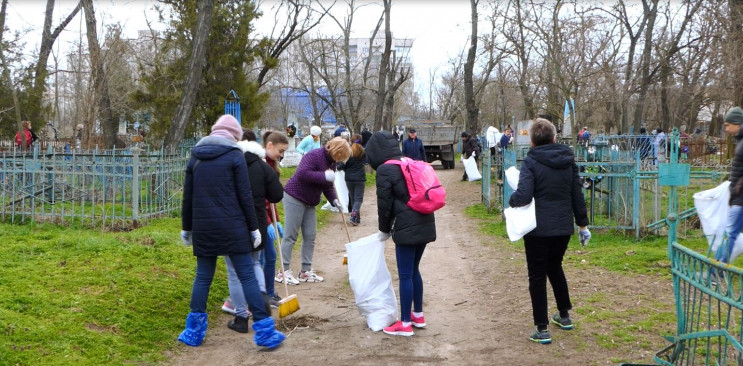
[178,312,208,346]
[252,317,286,349]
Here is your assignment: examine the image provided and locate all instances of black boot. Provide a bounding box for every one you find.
[227,316,249,333]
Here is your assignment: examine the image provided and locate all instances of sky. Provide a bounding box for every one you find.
[6,0,473,102]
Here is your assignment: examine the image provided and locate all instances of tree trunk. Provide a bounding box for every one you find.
[164,0,215,150]
[29,0,81,124]
[633,0,658,131]
[372,0,391,132]
[0,0,23,150]
[82,0,116,149]
[731,0,743,106]
[463,0,479,135]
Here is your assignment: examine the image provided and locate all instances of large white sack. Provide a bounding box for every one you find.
[486,126,501,148]
[462,154,482,181]
[346,234,398,331]
[505,166,520,190]
[320,171,349,213]
[504,198,537,242]
[693,181,743,261]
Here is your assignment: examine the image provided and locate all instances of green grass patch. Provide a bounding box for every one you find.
[0,218,206,365]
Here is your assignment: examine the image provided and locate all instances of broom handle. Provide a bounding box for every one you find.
[338,208,352,243]
[270,204,291,299]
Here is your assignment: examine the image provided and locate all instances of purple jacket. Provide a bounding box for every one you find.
[284,148,338,206]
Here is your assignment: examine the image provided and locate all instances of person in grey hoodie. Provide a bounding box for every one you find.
[508,118,590,345]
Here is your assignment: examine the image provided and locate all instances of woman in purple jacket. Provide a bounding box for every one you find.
[275,137,351,285]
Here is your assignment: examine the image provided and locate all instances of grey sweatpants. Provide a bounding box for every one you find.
[346,181,365,213]
[280,192,318,272]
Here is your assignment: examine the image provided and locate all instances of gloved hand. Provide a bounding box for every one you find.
[472,151,476,158]
[180,230,192,246]
[251,229,262,249]
[332,199,342,209]
[324,170,336,182]
[579,227,591,246]
[267,222,284,240]
[377,231,391,241]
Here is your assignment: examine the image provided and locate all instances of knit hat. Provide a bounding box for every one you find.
[310,126,322,136]
[725,106,743,125]
[211,115,242,142]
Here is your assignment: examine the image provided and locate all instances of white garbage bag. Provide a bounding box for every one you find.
[346,234,398,331]
[320,171,349,213]
[504,198,537,242]
[462,154,482,181]
[505,166,520,190]
[486,126,501,148]
[693,181,743,261]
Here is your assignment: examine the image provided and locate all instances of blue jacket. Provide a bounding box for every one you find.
[182,136,259,257]
[508,143,588,237]
[401,137,426,161]
[296,135,320,155]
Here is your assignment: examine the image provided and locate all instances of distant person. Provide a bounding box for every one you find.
[365,131,436,337]
[15,120,36,149]
[338,134,366,226]
[716,106,743,264]
[508,118,590,345]
[654,128,666,163]
[297,125,322,155]
[276,137,351,285]
[361,127,372,147]
[401,128,426,161]
[497,128,514,182]
[638,127,652,160]
[179,114,285,349]
[334,123,348,137]
[461,131,481,181]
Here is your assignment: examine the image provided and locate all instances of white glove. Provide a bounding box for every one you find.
[377,231,391,241]
[324,170,335,182]
[180,230,192,246]
[332,199,342,209]
[579,228,591,246]
[472,151,476,158]
[250,229,262,249]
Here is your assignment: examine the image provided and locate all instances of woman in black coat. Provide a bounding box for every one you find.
[178,115,285,349]
[338,134,366,225]
[508,118,590,345]
[365,131,436,337]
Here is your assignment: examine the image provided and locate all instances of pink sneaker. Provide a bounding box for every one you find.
[411,313,426,328]
[383,321,414,336]
[222,300,235,315]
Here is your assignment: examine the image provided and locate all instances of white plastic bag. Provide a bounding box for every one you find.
[346,234,398,331]
[504,198,537,242]
[505,166,520,190]
[320,171,349,213]
[693,181,743,261]
[486,126,501,148]
[462,154,482,181]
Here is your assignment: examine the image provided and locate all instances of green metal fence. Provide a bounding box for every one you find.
[0,145,189,228]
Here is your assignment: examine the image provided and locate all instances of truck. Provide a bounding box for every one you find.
[404,121,461,169]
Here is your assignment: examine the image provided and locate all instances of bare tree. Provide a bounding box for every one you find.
[164,0,214,150]
[732,0,743,106]
[633,0,659,131]
[0,0,23,148]
[372,0,391,131]
[463,0,480,134]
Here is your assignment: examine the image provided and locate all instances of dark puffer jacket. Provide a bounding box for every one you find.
[182,136,259,257]
[238,141,284,251]
[462,136,481,159]
[338,156,366,182]
[508,143,588,237]
[366,131,436,246]
[730,128,743,206]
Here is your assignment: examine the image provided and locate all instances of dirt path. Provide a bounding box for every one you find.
[169,165,672,366]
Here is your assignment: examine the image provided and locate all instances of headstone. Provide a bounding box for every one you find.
[281,136,302,167]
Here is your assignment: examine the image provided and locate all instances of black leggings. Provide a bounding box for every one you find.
[523,235,572,327]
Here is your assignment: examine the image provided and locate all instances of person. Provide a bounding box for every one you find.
[220,130,285,333]
[361,127,372,147]
[297,125,322,155]
[333,123,348,137]
[461,131,481,181]
[497,128,514,182]
[178,114,285,349]
[638,127,653,161]
[15,121,36,149]
[716,106,743,264]
[364,131,436,337]
[508,118,590,345]
[401,128,426,161]
[338,134,366,226]
[276,137,352,285]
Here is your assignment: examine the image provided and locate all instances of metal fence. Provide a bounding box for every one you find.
[0,144,189,229]
[481,132,726,239]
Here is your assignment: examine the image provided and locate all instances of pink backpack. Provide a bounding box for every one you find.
[385,158,446,214]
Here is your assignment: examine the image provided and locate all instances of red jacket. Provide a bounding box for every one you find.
[15,129,32,148]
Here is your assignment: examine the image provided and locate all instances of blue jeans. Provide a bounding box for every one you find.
[262,232,277,297]
[395,244,427,323]
[717,205,743,263]
[189,254,269,321]
[224,251,264,318]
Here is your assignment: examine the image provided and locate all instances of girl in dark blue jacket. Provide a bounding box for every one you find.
[178,115,285,349]
[508,118,590,345]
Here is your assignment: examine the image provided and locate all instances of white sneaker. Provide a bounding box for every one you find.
[275,269,300,285]
[299,269,324,283]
